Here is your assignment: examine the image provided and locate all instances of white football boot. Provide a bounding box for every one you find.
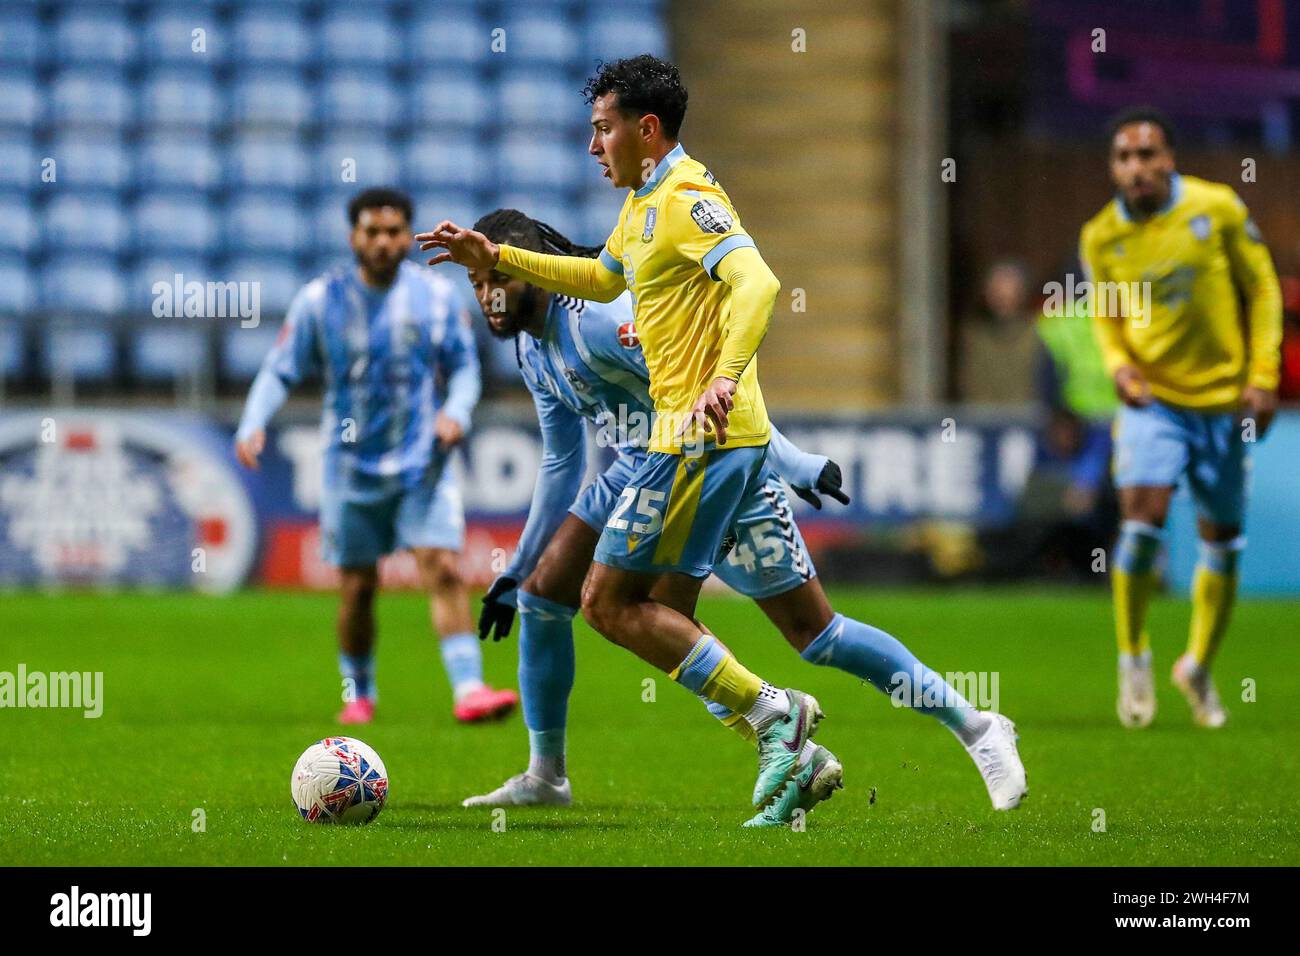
[964,713,1027,810]
[1117,652,1157,728]
[1171,654,1228,728]
[462,772,572,808]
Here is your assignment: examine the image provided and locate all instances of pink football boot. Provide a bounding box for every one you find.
[337,697,376,725]
[453,686,519,723]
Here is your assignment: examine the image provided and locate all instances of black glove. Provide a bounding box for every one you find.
[791,460,851,510]
[478,575,518,642]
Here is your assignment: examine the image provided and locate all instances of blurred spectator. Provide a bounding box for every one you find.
[959,258,1040,403]
[1280,276,1300,403]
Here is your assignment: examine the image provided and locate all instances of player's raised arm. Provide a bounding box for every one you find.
[418,221,625,303]
[234,285,321,469]
[1222,194,1283,432]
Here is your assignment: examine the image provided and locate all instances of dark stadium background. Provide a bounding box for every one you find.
[1,0,1297,597]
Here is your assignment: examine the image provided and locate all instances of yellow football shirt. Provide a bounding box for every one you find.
[1079,173,1282,411]
[599,144,772,453]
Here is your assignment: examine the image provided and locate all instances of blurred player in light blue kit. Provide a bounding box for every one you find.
[447,208,1025,826]
[235,188,518,725]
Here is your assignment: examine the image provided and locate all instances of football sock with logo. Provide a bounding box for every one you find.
[801,612,989,746]
[439,632,485,702]
[1113,520,1163,657]
[339,652,375,701]
[1187,538,1243,671]
[670,635,787,733]
[517,591,578,782]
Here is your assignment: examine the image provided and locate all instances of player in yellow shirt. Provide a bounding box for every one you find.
[421,57,843,812]
[1079,108,1282,729]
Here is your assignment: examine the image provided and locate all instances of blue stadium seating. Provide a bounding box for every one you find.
[7,0,672,390]
[0,258,34,314]
[133,192,219,256]
[41,321,118,381]
[47,133,132,190]
[319,72,404,130]
[53,7,136,68]
[221,323,281,382]
[42,193,130,256]
[0,74,40,128]
[0,137,37,189]
[40,256,126,315]
[138,133,223,191]
[0,318,24,379]
[130,327,209,381]
[140,70,223,130]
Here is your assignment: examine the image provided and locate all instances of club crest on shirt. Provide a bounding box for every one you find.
[1189,214,1211,241]
[691,199,733,234]
[642,207,657,242]
[617,321,639,349]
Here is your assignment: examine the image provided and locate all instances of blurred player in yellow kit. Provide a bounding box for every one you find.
[1079,108,1282,728]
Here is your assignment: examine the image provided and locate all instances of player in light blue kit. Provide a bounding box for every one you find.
[235,189,518,726]
[452,210,1026,826]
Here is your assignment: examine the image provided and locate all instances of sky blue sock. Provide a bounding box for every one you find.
[339,652,375,701]
[518,591,576,780]
[517,590,576,733]
[801,613,987,744]
[439,632,483,700]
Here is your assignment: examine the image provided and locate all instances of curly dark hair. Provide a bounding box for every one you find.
[1106,106,1177,149]
[581,54,688,139]
[348,187,413,226]
[473,208,602,258]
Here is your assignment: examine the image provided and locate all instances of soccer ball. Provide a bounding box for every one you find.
[291,736,389,824]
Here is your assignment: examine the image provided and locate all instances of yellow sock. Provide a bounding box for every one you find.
[1113,569,1156,655]
[1188,566,1236,668]
[719,710,757,746]
[699,654,763,716]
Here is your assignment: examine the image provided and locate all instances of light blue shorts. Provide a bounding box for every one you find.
[1113,401,1249,526]
[320,465,465,568]
[578,447,815,595]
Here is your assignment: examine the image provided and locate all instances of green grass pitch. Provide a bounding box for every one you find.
[2,587,1297,866]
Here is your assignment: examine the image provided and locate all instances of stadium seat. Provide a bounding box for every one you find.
[142,12,226,67]
[310,189,356,243]
[408,10,490,66]
[581,189,626,240]
[230,73,311,128]
[585,14,670,61]
[40,321,118,381]
[411,192,480,239]
[220,322,281,382]
[128,254,214,312]
[139,70,223,130]
[46,133,132,190]
[0,137,37,189]
[0,317,24,380]
[404,133,491,191]
[314,137,401,191]
[0,74,40,128]
[39,256,126,315]
[41,192,129,256]
[319,11,403,67]
[0,12,41,68]
[501,14,581,66]
[408,72,490,129]
[133,192,219,256]
[497,134,582,188]
[129,326,209,382]
[221,256,303,314]
[0,194,34,256]
[50,69,132,129]
[224,196,307,255]
[230,9,312,67]
[496,70,587,128]
[53,8,136,67]
[493,191,581,240]
[318,72,404,130]
[0,258,34,314]
[227,135,311,192]
[138,133,222,191]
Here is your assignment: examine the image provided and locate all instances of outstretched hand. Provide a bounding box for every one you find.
[791,460,852,510]
[415,221,500,270]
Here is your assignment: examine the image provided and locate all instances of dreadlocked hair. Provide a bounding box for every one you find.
[473,208,603,259]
